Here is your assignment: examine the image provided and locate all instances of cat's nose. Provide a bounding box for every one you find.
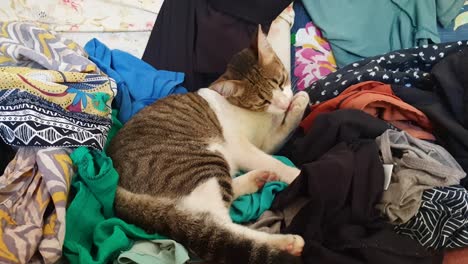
[275,97,290,110]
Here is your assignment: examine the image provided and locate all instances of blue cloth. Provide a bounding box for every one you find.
[84,39,187,123]
[438,2,468,43]
[229,156,292,223]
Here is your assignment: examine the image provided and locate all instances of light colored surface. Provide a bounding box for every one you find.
[60,31,152,58]
[0,0,162,58]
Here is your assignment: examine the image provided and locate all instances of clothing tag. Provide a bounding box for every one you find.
[383,164,394,190]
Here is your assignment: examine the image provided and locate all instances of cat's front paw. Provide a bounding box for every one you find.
[253,171,280,188]
[278,167,301,184]
[283,92,309,128]
[233,170,279,198]
[288,91,309,114]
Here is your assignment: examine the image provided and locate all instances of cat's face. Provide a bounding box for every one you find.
[210,26,293,114]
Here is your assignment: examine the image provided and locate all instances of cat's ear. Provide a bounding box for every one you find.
[251,25,275,66]
[210,80,243,97]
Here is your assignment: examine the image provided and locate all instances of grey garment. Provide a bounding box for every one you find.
[0,21,98,72]
[247,198,308,234]
[376,129,466,224]
[247,210,283,234]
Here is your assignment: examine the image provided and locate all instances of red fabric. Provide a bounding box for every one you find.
[444,248,468,264]
[300,81,434,140]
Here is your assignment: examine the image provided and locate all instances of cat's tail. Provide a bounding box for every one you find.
[114,187,302,264]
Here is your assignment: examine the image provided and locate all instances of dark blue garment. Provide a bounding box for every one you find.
[438,3,468,43]
[84,39,187,123]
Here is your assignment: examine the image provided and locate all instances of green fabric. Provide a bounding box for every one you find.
[229,156,293,223]
[105,109,123,151]
[64,111,293,262]
[302,0,465,67]
[64,147,165,264]
[114,240,190,264]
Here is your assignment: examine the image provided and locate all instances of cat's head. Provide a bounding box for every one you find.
[209,25,293,114]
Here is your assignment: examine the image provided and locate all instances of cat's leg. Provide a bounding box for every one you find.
[232,170,279,199]
[234,143,300,184]
[262,91,309,154]
[179,178,305,255]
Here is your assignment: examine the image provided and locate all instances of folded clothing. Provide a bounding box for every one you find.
[301,81,434,140]
[0,90,111,150]
[396,186,468,249]
[85,38,187,123]
[376,130,466,224]
[0,21,97,72]
[0,67,115,117]
[0,148,73,264]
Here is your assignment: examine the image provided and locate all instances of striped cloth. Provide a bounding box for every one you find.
[0,148,73,264]
[396,186,468,249]
[0,21,97,73]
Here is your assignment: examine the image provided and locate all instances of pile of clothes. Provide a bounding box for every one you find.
[1,0,468,263]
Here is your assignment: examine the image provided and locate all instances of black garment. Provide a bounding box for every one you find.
[431,47,468,126]
[208,0,291,25]
[142,0,284,91]
[0,140,15,175]
[272,110,441,264]
[281,109,393,165]
[392,47,468,187]
[305,40,468,105]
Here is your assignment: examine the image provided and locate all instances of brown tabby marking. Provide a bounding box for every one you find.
[109,93,232,201]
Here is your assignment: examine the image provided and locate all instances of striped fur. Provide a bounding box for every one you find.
[107,27,309,264]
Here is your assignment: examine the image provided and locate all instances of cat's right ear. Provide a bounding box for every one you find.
[250,25,275,66]
[210,80,243,97]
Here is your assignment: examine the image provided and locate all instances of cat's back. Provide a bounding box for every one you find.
[107,92,227,196]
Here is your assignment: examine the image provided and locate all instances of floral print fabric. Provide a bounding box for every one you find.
[0,0,162,32]
[293,22,337,91]
[290,1,337,92]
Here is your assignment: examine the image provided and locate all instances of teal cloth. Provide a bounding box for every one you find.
[229,156,293,223]
[115,240,189,264]
[302,0,465,67]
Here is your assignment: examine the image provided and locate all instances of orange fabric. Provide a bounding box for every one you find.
[300,81,434,140]
[444,248,468,264]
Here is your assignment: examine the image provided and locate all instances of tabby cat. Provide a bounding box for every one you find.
[107,26,310,264]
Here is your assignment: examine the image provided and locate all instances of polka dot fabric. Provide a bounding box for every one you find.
[305,40,468,105]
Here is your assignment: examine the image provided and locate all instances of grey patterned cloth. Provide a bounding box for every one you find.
[396,186,468,249]
[376,129,466,224]
[0,21,98,72]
